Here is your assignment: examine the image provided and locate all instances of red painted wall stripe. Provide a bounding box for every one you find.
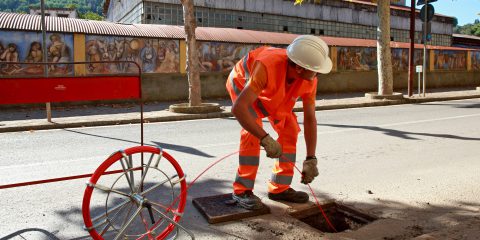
[0,76,141,105]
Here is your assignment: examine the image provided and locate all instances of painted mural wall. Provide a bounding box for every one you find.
[197,42,259,72]
[471,51,480,71]
[0,31,73,76]
[338,47,428,71]
[337,47,377,71]
[434,50,467,70]
[85,35,180,74]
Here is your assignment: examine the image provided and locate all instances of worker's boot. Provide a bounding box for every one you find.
[268,188,309,203]
[232,190,263,210]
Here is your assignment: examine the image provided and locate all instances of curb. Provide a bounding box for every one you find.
[1,94,479,133]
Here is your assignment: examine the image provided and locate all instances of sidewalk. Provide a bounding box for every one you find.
[1,87,479,133]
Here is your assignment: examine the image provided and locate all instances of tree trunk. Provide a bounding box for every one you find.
[377,0,394,95]
[181,0,202,106]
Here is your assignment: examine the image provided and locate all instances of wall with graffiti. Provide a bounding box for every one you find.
[337,47,377,71]
[197,42,258,72]
[472,51,480,71]
[1,29,478,78]
[85,35,180,74]
[391,48,409,71]
[0,30,73,76]
[434,50,467,70]
[338,47,429,72]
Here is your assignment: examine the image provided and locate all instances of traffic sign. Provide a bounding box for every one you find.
[416,65,423,73]
[420,4,435,22]
[417,0,437,6]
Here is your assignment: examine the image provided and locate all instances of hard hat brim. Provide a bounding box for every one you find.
[287,49,333,74]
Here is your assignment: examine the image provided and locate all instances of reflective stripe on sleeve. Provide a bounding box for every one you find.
[255,100,269,117]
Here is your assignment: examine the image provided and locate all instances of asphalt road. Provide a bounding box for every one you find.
[1,98,479,239]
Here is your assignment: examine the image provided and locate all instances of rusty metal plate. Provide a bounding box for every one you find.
[192,194,270,224]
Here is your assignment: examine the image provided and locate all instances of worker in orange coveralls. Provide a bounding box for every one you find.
[226,35,333,210]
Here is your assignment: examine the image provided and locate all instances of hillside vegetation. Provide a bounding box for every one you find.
[0,0,104,17]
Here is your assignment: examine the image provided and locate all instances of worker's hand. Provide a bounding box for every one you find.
[260,134,282,158]
[301,156,319,184]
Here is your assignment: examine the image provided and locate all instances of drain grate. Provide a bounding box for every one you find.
[290,202,377,233]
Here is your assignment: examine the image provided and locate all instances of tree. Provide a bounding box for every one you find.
[180,0,202,106]
[376,0,393,95]
[80,11,103,20]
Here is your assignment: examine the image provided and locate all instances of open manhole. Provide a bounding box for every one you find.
[289,202,377,233]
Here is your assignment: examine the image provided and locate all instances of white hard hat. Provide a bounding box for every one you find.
[286,35,332,74]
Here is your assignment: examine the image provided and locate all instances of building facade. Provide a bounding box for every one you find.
[29,7,78,18]
[104,0,454,46]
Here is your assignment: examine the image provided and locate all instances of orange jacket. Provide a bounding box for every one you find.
[226,46,317,121]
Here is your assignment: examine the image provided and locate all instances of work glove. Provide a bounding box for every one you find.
[301,156,319,184]
[260,134,282,158]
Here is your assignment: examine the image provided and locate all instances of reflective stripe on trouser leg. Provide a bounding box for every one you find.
[269,153,296,193]
[233,118,262,194]
[269,114,300,194]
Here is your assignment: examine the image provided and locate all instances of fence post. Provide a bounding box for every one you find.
[467,50,472,71]
[330,46,337,72]
[74,33,87,76]
[179,40,187,74]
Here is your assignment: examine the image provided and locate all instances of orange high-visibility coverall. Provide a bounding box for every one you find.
[226,46,317,194]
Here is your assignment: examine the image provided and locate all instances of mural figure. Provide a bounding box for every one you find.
[84,36,180,74]
[23,41,44,74]
[338,47,376,71]
[124,38,141,73]
[392,48,408,71]
[197,42,258,72]
[472,51,480,71]
[140,39,157,73]
[0,43,21,74]
[434,50,466,70]
[156,40,179,73]
[47,33,71,74]
[86,40,103,73]
[113,39,128,72]
[25,42,43,63]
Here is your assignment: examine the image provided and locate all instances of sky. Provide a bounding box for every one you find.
[405,0,480,25]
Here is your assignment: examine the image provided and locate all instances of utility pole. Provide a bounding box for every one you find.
[422,2,428,97]
[408,0,415,97]
[40,0,52,122]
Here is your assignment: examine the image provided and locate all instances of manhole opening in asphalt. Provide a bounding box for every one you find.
[291,202,377,233]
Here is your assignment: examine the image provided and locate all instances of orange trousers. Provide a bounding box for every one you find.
[233,113,300,194]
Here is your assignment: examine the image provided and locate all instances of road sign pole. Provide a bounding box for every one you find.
[418,71,421,96]
[40,0,52,122]
[408,0,415,97]
[422,2,427,97]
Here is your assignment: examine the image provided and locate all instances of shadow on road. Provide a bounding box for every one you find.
[317,123,480,141]
[60,129,214,158]
[0,228,60,240]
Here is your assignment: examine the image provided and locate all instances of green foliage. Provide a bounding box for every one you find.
[80,11,103,20]
[454,19,480,37]
[0,0,104,16]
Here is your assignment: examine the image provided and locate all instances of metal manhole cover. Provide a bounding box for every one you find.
[192,193,270,224]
